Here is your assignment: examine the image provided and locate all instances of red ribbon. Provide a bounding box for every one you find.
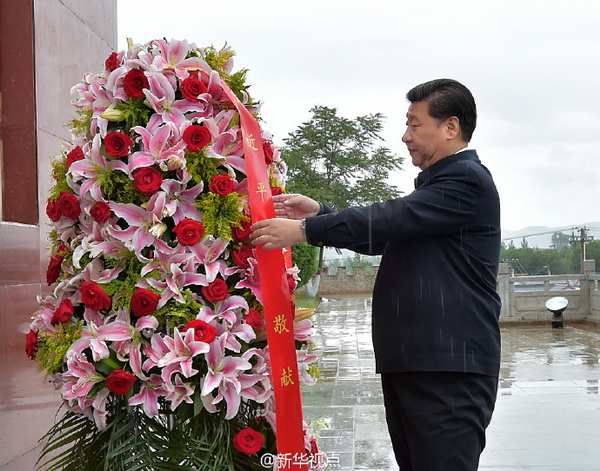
[220,83,307,469]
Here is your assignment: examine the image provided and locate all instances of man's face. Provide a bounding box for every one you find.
[402,101,449,170]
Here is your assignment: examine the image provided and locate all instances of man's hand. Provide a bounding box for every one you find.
[250,218,306,250]
[273,194,320,220]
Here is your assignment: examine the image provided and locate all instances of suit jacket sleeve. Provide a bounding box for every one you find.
[304,160,487,252]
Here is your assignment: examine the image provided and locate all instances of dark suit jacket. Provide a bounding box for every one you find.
[305,150,501,376]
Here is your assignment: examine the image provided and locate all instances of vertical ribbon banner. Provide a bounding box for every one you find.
[221,83,307,470]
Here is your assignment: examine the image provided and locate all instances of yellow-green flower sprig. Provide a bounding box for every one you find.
[36,322,83,375]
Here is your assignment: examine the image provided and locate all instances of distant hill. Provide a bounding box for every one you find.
[502,222,600,248]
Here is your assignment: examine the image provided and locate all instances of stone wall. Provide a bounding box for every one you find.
[299,261,600,325]
[0,2,117,470]
[297,266,379,296]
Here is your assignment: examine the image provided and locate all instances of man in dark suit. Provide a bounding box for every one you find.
[251,79,501,471]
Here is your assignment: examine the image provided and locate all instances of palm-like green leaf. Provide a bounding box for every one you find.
[36,401,272,471]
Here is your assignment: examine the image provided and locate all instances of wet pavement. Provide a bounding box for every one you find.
[302,296,600,471]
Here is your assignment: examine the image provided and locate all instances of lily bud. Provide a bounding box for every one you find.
[100,108,125,122]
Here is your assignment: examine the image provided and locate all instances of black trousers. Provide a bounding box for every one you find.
[381,371,498,471]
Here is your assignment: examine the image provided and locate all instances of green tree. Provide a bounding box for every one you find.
[292,242,320,289]
[283,106,403,296]
[550,231,570,250]
[282,106,404,209]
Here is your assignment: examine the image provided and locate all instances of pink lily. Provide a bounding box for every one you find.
[201,335,254,419]
[296,348,319,387]
[61,350,105,410]
[234,257,263,305]
[83,259,123,285]
[112,314,159,380]
[71,312,132,362]
[197,294,249,326]
[70,74,95,111]
[70,134,129,201]
[151,39,211,80]
[105,66,129,103]
[157,328,210,383]
[159,177,203,224]
[164,374,195,411]
[188,236,229,282]
[108,193,174,256]
[129,123,187,171]
[91,387,111,430]
[139,251,207,306]
[239,348,272,404]
[197,295,254,352]
[144,73,208,129]
[142,333,170,373]
[129,374,167,417]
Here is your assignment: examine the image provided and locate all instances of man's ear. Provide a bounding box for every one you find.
[445,116,461,139]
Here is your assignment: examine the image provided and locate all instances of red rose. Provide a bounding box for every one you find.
[25,330,38,359]
[270,186,283,196]
[123,68,149,98]
[133,167,162,196]
[80,281,111,311]
[90,201,111,223]
[130,288,160,317]
[181,74,208,101]
[173,218,204,246]
[232,245,254,269]
[104,132,134,158]
[183,125,211,152]
[46,254,63,285]
[209,174,235,196]
[105,52,119,72]
[58,192,81,220]
[51,299,74,325]
[233,427,264,455]
[245,308,263,331]
[66,146,84,169]
[202,278,229,303]
[263,141,275,165]
[106,369,136,396]
[183,320,217,343]
[46,199,62,222]
[232,218,252,242]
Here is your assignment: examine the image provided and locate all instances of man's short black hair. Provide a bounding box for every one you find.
[406,79,477,142]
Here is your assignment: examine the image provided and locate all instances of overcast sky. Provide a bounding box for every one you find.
[118,0,600,233]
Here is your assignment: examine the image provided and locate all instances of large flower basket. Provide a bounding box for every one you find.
[25,38,324,471]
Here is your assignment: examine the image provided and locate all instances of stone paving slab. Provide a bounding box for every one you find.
[302,296,600,471]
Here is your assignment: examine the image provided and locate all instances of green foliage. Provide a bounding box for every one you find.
[500,240,600,274]
[102,253,148,309]
[36,323,83,375]
[154,290,204,331]
[49,159,71,200]
[196,192,247,240]
[36,403,268,471]
[203,46,236,79]
[113,98,153,131]
[282,106,404,209]
[68,110,93,139]
[292,243,320,289]
[228,69,252,103]
[202,44,252,103]
[550,231,571,250]
[186,151,220,186]
[97,167,144,205]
